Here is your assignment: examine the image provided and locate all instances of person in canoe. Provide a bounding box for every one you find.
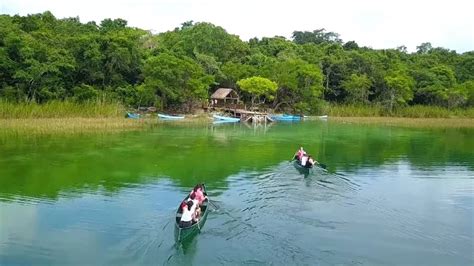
[185,193,200,223]
[188,184,207,222]
[294,147,306,160]
[300,153,309,166]
[179,200,195,228]
[300,154,318,168]
[307,155,317,167]
[190,184,207,204]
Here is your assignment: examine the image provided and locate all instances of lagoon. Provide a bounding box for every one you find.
[0,121,473,265]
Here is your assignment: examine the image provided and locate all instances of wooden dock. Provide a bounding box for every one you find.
[223,108,274,123]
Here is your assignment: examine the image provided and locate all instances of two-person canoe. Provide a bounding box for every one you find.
[158,113,185,120]
[174,184,210,242]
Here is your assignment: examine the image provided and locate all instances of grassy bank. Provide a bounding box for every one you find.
[325,104,474,118]
[0,100,125,119]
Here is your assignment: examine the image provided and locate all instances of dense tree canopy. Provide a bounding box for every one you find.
[0,12,472,113]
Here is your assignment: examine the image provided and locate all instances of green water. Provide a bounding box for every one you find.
[0,121,473,265]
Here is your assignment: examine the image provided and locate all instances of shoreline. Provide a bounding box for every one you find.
[0,116,473,136]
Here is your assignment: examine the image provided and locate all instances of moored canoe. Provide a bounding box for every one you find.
[271,114,301,121]
[213,114,240,122]
[158,113,185,120]
[126,112,140,119]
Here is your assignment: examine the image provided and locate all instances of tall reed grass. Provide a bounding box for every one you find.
[324,104,383,117]
[0,100,125,119]
[325,104,474,118]
[0,118,154,137]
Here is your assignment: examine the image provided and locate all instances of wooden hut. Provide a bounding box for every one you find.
[210,88,240,108]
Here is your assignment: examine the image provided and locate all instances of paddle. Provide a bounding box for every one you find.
[208,200,219,211]
[315,161,327,169]
[289,154,296,162]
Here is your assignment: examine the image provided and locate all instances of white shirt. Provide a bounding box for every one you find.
[301,156,308,166]
[181,207,193,222]
[190,199,198,212]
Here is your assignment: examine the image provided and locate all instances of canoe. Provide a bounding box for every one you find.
[271,114,301,121]
[126,112,140,119]
[293,158,313,169]
[213,114,240,122]
[293,155,327,171]
[174,184,210,242]
[213,120,239,125]
[158,113,185,120]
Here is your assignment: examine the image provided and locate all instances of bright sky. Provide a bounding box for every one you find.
[1,0,473,53]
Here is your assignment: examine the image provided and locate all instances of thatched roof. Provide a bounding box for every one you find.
[211,88,238,99]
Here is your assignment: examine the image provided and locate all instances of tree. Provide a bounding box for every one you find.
[446,83,468,108]
[220,61,256,88]
[320,44,349,101]
[141,53,214,111]
[455,52,474,82]
[292,29,342,45]
[236,76,277,107]
[416,42,432,54]
[411,65,457,106]
[462,80,474,106]
[265,59,324,112]
[382,71,414,112]
[72,84,99,102]
[343,41,359,51]
[158,22,249,63]
[341,74,372,104]
[100,18,127,32]
[249,36,297,58]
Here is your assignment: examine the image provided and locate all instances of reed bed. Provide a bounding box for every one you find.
[0,100,125,119]
[325,104,383,117]
[0,118,155,136]
[0,113,215,136]
[325,104,474,118]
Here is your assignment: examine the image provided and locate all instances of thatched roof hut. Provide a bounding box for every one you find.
[210,88,239,107]
[211,88,239,100]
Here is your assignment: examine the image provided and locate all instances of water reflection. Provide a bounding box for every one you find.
[1,121,473,202]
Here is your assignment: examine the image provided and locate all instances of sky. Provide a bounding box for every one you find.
[1,0,473,53]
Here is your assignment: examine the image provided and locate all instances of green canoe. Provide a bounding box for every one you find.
[174,184,210,242]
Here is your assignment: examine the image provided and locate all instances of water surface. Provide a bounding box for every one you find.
[1,121,473,265]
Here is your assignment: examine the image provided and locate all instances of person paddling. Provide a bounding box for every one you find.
[190,184,207,205]
[294,147,306,160]
[179,200,194,228]
[307,155,318,167]
[301,153,309,167]
[188,192,201,222]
